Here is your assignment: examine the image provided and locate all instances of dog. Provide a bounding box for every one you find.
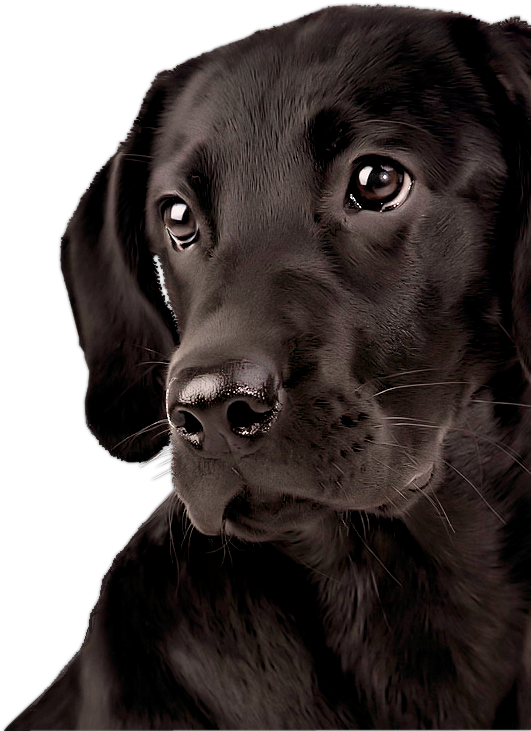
[7,5,531,729]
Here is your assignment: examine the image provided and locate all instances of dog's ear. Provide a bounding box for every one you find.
[62,61,199,461]
[488,20,531,378]
[451,16,531,377]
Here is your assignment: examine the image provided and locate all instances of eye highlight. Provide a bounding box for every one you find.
[161,198,199,249]
[347,156,413,212]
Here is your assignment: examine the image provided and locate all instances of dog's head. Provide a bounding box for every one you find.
[63,7,531,539]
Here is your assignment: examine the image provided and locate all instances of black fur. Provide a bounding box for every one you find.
[7,6,531,729]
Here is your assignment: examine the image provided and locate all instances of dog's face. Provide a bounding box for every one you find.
[63,7,531,541]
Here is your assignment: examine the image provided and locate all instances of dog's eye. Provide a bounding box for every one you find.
[162,198,199,250]
[347,157,412,212]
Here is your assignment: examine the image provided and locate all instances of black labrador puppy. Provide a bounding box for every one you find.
[8,5,531,729]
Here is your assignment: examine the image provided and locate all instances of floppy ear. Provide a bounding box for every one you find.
[62,62,199,461]
[487,20,531,377]
[452,16,531,378]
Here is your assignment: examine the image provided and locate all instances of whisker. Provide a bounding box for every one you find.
[382,418,531,476]
[141,445,171,468]
[377,367,440,379]
[119,153,154,161]
[153,469,172,481]
[153,459,172,470]
[353,367,441,394]
[377,440,420,468]
[442,459,506,525]
[296,557,343,584]
[373,381,473,398]
[374,438,455,533]
[167,493,180,571]
[181,520,195,553]
[464,414,485,493]
[350,523,403,587]
[430,492,455,534]
[495,319,515,344]
[112,420,169,450]
[416,486,456,535]
[221,527,234,567]
[370,457,408,500]
[359,510,370,541]
[370,566,391,631]
[131,343,170,359]
[470,399,531,409]
[136,361,171,367]
[203,538,227,556]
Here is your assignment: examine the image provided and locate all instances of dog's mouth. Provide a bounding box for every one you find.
[221,467,435,539]
[180,458,439,538]
[373,463,436,516]
[405,465,435,493]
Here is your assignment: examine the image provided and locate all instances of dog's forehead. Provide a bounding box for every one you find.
[155,6,489,167]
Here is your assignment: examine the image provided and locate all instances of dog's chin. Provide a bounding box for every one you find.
[223,494,328,542]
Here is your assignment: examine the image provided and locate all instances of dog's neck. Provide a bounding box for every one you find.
[271,498,521,728]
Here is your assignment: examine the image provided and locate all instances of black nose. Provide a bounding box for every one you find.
[166,361,283,456]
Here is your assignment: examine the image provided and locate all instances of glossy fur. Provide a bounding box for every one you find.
[7,6,531,729]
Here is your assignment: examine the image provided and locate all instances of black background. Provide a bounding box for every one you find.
[6,2,523,723]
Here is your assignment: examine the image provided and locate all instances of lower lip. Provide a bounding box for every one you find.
[217,467,437,537]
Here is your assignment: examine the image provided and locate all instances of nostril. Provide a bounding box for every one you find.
[226,397,281,438]
[171,409,203,435]
[227,400,274,430]
[167,361,284,452]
